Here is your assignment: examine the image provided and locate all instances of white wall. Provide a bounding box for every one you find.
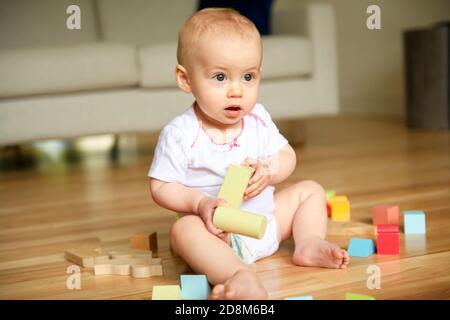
[279,0,450,118]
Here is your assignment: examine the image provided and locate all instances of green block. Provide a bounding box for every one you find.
[152,285,182,300]
[218,165,255,208]
[346,292,375,300]
[326,190,336,200]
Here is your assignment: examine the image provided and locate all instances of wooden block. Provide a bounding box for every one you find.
[152,285,182,300]
[217,165,255,208]
[180,274,211,300]
[376,224,400,255]
[403,210,426,234]
[108,248,153,260]
[329,195,350,221]
[213,206,267,239]
[346,292,375,300]
[148,262,163,276]
[130,232,158,253]
[64,248,109,268]
[94,259,132,276]
[347,238,375,257]
[372,204,399,225]
[64,237,105,268]
[94,257,163,278]
[284,295,314,300]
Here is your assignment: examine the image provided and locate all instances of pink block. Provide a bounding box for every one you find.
[372,205,399,225]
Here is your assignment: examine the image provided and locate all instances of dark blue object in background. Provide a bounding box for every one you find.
[198,0,273,35]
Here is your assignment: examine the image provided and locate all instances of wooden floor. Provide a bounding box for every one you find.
[0,116,449,300]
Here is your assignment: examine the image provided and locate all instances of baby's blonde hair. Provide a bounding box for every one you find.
[177,8,261,65]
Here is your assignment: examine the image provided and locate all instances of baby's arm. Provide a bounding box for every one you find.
[149,178,227,237]
[243,144,296,199]
[269,144,297,185]
[149,178,204,214]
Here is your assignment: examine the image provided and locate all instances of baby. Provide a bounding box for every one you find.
[148,8,349,300]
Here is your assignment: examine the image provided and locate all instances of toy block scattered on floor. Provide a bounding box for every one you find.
[329,195,350,221]
[213,165,267,239]
[376,224,400,255]
[347,238,375,257]
[152,285,182,300]
[130,232,158,254]
[94,257,162,278]
[346,292,375,300]
[403,210,426,234]
[64,248,110,268]
[284,295,314,300]
[372,204,399,225]
[64,237,107,268]
[108,248,153,260]
[180,274,211,300]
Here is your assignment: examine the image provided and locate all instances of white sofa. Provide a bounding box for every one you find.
[0,0,338,146]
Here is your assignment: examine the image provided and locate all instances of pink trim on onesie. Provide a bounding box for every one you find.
[248,113,267,127]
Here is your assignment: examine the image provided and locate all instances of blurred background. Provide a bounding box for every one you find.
[0,0,449,171]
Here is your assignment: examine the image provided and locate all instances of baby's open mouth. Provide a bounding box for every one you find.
[225,106,241,111]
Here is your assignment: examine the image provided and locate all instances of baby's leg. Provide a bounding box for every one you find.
[170,215,268,299]
[273,180,349,269]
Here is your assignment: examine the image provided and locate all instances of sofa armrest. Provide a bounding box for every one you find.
[307,3,339,114]
[272,2,339,114]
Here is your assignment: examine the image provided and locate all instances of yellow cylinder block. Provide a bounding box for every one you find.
[213,206,267,239]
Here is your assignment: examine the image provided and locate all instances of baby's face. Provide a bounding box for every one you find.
[185,33,262,128]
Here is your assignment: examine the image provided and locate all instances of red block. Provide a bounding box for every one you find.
[372,205,399,225]
[376,224,400,255]
[327,202,331,217]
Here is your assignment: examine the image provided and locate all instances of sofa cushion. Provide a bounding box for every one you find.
[138,35,312,89]
[0,43,139,98]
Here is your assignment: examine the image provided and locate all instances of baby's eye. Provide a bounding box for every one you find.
[243,73,254,81]
[213,73,226,81]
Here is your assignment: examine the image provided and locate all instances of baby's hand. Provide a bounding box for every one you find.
[197,196,228,238]
[241,157,273,200]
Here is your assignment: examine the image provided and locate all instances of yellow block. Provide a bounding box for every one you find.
[152,285,182,300]
[329,195,350,221]
[218,165,255,208]
[213,206,267,239]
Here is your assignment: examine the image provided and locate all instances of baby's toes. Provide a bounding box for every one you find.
[331,246,344,260]
[210,284,225,300]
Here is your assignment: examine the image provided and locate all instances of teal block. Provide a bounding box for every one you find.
[403,211,426,234]
[284,295,313,300]
[180,275,211,300]
[347,238,375,257]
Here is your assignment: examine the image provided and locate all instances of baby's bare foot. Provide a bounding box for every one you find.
[209,269,268,300]
[292,236,349,269]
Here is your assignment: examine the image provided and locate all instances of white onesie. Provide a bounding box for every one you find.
[148,102,288,264]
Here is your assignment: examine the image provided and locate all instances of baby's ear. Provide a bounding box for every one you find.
[175,64,192,93]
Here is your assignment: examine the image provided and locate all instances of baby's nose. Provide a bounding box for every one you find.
[227,81,243,97]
